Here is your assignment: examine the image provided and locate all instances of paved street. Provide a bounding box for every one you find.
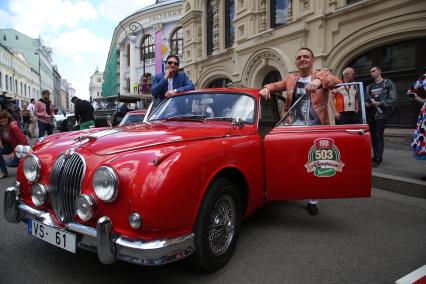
[0,170,425,283]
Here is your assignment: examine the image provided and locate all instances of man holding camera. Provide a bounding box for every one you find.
[365,66,397,167]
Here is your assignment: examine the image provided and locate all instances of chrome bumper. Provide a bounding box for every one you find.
[4,184,195,265]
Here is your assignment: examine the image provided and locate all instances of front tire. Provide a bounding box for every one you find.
[192,178,241,272]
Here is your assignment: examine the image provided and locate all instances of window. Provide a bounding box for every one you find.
[20,82,23,94]
[126,44,130,66]
[15,35,19,40]
[207,78,231,88]
[225,0,235,48]
[170,28,183,56]
[97,78,101,83]
[24,84,27,96]
[140,35,155,61]
[206,0,214,55]
[15,79,18,93]
[3,35,6,41]
[0,72,2,88]
[271,0,290,28]
[5,75,8,90]
[346,0,362,4]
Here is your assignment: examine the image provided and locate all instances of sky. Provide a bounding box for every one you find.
[0,0,156,100]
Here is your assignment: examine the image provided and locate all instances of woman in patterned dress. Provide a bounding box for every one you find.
[407,73,426,180]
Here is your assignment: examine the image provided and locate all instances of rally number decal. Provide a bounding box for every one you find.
[305,138,345,177]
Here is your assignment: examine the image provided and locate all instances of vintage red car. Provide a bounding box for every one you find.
[4,87,371,271]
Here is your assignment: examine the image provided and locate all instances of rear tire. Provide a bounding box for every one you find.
[191,178,241,272]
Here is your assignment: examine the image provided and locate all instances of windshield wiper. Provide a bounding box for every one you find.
[165,114,207,121]
[205,117,234,121]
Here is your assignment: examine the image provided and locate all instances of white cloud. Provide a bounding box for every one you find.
[99,0,155,21]
[50,28,109,56]
[1,0,98,38]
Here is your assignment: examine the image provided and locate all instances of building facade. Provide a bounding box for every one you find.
[180,0,426,127]
[0,29,54,97]
[0,42,41,107]
[102,0,185,107]
[52,65,62,107]
[89,67,103,107]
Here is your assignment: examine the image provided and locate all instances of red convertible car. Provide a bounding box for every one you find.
[4,88,371,271]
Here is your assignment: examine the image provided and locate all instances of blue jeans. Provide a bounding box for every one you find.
[38,120,53,137]
[0,143,20,174]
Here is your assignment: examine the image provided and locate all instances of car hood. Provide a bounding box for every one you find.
[76,121,230,155]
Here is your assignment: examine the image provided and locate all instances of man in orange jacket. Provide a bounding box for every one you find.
[259,47,341,215]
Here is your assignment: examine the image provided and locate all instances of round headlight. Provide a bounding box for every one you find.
[31,183,48,207]
[22,145,32,157]
[129,213,142,229]
[76,194,96,221]
[23,154,41,182]
[92,166,118,202]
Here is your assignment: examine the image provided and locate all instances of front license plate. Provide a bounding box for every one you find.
[28,219,76,253]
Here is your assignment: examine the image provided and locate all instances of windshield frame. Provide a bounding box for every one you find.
[147,91,258,125]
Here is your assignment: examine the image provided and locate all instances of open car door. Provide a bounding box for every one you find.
[264,82,371,201]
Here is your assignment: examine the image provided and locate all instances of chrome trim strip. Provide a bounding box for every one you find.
[67,222,97,238]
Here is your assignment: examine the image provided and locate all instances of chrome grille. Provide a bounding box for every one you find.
[50,153,85,223]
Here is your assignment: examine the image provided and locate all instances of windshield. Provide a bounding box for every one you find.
[119,113,146,126]
[148,93,256,123]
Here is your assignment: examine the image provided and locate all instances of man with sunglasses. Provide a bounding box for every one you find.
[152,54,195,108]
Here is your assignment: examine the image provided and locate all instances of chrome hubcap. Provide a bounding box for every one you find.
[208,195,236,256]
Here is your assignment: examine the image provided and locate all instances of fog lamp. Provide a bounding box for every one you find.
[31,183,48,207]
[128,213,142,229]
[76,195,96,221]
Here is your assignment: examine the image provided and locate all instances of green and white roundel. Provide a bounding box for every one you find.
[305,138,345,177]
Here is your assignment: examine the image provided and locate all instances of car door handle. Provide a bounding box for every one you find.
[345,129,367,135]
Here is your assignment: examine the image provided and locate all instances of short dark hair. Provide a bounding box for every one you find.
[297,47,315,58]
[371,66,382,72]
[71,96,79,103]
[166,54,180,65]
[30,98,35,103]
[41,90,50,96]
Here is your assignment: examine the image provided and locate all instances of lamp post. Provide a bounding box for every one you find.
[128,22,146,79]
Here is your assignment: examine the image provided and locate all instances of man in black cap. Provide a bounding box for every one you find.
[71,96,95,130]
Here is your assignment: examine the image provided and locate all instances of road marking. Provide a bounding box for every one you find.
[396,265,426,284]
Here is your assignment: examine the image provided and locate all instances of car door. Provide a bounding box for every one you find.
[264,83,371,200]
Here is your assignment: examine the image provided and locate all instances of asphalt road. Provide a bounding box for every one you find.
[0,170,425,284]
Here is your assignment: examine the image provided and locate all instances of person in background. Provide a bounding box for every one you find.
[365,66,397,167]
[330,67,359,124]
[407,72,426,181]
[20,101,32,138]
[151,54,195,108]
[71,96,95,130]
[259,47,341,216]
[27,98,37,137]
[34,90,55,137]
[0,110,28,179]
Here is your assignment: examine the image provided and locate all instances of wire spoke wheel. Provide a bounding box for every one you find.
[208,195,236,256]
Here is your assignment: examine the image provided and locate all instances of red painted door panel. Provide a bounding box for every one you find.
[264,124,371,200]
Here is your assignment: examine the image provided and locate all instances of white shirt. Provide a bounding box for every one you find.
[168,78,174,91]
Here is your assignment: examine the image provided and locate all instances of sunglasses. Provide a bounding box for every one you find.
[167,61,179,66]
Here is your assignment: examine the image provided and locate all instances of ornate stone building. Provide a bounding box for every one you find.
[89,67,103,107]
[102,0,184,107]
[180,0,426,127]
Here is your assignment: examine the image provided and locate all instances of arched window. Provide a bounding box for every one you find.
[262,70,282,86]
[271,0,290,28]
[20,82,23,94]
[5,75,8,90]
[206,0,214,55]
[15,79,17,93]
[225,0,235,48]
[126,44,130,66]
[24,84,27,96]
[208,78,231,88]
[9,77,12,91]
[141,35,155,61]
[170,27,183,56]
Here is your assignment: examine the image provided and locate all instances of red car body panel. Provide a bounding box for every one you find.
[15,88,371,242]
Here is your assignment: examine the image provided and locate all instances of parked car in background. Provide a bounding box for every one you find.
[118,110,147,126]
[4,88,371,272]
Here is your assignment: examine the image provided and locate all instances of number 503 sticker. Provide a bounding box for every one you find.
[305,138,345,177]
